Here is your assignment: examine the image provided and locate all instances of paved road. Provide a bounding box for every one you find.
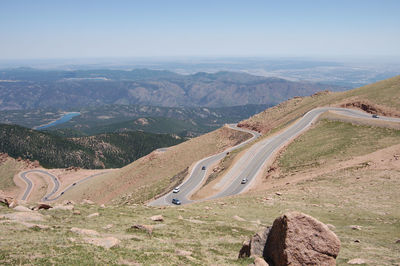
[149,124,261,206]
[19,170,106,202]
[19,170,60,201]
[150,107,400,206]
[18,108,400,205]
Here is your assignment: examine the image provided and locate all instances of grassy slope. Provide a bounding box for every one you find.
[239,75,400,134]
[60,127,252,204]
[0,166,398,265]
[0,158,24,191]
[279,119,400,172]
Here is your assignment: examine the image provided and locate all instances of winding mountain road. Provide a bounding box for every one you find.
[19,170,60,201]
[149,124,261,206]
[150,107,400,206]
[18,170,106,202]
[17,107,400,205]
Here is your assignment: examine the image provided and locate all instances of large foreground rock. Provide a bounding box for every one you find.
[264,212,340,266]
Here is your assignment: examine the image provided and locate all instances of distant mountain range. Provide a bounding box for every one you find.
[0,68,345,110]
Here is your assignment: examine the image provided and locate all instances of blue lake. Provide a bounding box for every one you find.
[35,112,81,130]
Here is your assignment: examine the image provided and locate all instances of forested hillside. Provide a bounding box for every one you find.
[0,124,183,169]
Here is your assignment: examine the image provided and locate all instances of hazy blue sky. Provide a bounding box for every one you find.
[0,0,399,59]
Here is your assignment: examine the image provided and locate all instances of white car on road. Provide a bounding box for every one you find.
[172,187,180,193]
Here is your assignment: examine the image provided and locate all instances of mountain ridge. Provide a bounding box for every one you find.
[0,68,344,110]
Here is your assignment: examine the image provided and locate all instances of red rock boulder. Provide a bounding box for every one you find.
[264,211,340,266]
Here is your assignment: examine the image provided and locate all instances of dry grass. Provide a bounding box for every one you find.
[0,159,24,191]
[279,119,400,173]
[0,157,26,198]
[1,163,398,265]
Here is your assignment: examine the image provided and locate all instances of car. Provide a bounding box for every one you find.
[201,166,206,170]
[172,198,181,205]
[72,182,76,186]
[241,178,248,184]
[372,114,379,118]
[172,187,180,193]
[61,192,64,195]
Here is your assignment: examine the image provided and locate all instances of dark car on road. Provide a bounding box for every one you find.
[172,198,181,205]
[202,166,206,170]
[372,114,379,118]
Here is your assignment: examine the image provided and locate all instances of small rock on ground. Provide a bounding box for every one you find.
[51,205,74,211]
[14,206,32,212]
[347,258,367,264]
[103,224,113,230]
[1,211,45,222]
[81,199,95,205]
[87,212,99,218]
[150,215,164,222]
[233,215,246,221]
[63,200,75,205]
[185,219,205,224]
[131,224,153,235]
[350,225,362,230]
[20,222,50,230]
[83,237,120,249]
[176,250,192,256]
[70,227,99,236]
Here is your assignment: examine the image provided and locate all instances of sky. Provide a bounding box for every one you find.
[0,0,399,60]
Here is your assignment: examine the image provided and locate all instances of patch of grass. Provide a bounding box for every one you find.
[0,158,23,190]
[279,119,400,172]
